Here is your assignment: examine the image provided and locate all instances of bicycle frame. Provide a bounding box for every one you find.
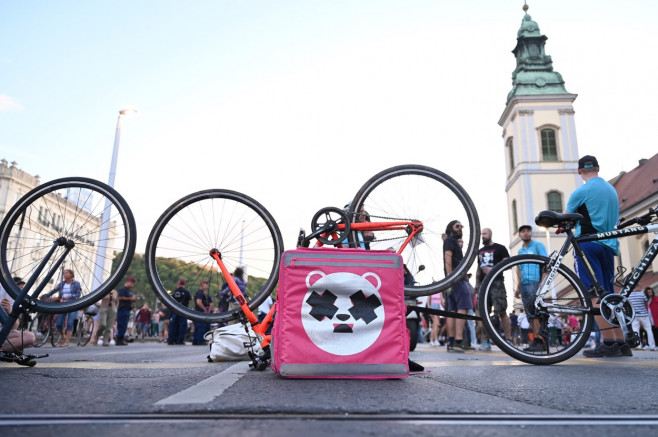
[534,221,658,335]
[209,249,275,347]
[317,220,423,253]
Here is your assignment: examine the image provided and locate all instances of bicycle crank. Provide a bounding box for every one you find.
[599,294,635,339]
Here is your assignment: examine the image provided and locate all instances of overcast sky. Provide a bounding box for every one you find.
[1,0,657,257]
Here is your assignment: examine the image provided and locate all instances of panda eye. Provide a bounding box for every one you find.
[306,290,339,321]
[348,290,382,324]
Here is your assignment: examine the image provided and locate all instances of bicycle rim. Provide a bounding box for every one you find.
[349,164,480,296]
[145,189,284,324]
[50,327,62,347]
[78,317,93,346]
[478,254,593,365]
[28,316,48,347]
[0,178,137,314]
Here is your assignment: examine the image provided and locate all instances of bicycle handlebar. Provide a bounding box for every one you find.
[617,205,658,229]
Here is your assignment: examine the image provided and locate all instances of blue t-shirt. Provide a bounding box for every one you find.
[518,240,547,284]
[566,176,619,255]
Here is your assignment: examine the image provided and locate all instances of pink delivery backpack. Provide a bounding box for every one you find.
[271,247,409,379]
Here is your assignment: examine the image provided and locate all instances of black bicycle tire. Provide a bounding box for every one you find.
[28,316,48,347]
[50,323,62,347]
[311,207,351,246]
[349,164,480,296]
[0,177,137,314]
[478,254,594,365]
[145,189,284,324]
[78,316,93,346]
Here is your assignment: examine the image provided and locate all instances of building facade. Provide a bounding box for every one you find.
[499,9,580,257]
[611,154,658,291]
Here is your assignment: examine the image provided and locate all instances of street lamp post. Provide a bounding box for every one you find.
[91,108,137,290]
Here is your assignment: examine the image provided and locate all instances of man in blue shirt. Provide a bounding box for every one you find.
[515,225,547,352]
[116,277,137,346]
[565,155,628,358]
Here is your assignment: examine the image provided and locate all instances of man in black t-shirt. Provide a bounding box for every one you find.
[168,280,191,345]
[192,281,213,345]
[476,228,511,343]
[442,220,473,353]
[116,277,137,346]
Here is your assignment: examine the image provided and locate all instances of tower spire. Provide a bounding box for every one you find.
[506,5,569,103]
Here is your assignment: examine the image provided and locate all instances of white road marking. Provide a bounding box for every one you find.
[155,361,250,405]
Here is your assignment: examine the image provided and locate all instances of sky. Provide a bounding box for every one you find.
[1,0,657,263]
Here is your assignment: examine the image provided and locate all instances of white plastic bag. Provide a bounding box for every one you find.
[205,323,263,362]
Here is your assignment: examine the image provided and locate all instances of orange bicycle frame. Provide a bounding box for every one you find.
[209,249,274,347]
[316,220,423,254]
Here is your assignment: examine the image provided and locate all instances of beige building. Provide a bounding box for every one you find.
[0,159,41,222]
[499,11,579,257]
[611,154,658,291]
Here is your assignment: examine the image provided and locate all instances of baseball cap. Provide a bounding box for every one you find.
[178,279,186,286]
[518,224,532,233]
[200,280,208,286]
[578,155,599,169]
[126,277,136,283]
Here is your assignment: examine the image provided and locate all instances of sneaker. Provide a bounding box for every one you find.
[447,344,465,353]
[524,339,546,353]
[582,343,621,358]
[97,339,103,346]
[642,345,651,351]
[109,339,116,346]
[619,343,633,357]
[478,341,491,351]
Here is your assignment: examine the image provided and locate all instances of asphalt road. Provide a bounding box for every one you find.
[1,340,657,436]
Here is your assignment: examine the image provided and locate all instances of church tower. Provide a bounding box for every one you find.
[499,4,581,255]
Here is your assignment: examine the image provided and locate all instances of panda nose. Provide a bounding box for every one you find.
[336,314,350,321]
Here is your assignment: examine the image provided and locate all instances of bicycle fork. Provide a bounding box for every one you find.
[209,249,274,345]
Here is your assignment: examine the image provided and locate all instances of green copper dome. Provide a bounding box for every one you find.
[506,11,569,103]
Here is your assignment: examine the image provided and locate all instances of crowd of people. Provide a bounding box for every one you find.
[3,155,657,359]
[421,154,657,356]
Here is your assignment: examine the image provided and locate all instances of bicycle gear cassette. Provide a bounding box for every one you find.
[599,294,634,327]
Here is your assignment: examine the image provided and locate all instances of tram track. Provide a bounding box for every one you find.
[1,413,658,427]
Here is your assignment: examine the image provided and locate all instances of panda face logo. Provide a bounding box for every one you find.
[301,270,385,355]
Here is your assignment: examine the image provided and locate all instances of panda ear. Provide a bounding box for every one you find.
[306,270,326,288]
[361,272,381,291]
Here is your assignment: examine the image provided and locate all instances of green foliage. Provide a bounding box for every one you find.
[112,252,276,307]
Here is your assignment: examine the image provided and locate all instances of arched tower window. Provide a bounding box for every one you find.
[512,200,518,234]
[540,128,558,161]
[506,137,515,170]
[547,191,563,212]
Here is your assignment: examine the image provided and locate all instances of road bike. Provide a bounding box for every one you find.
[26,309,63,347]
[75,309,95,346]
[144,164,480,368]
[478,206,658,365]
[0,178,136,366]
[27,312,58,347]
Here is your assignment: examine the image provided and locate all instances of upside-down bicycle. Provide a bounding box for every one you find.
[0,178,136,366]
[478,206,658,365]
[144,164,480,369]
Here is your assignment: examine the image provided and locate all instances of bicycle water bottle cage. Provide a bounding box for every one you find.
[535,211,583,229]
[613,265,628,288]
